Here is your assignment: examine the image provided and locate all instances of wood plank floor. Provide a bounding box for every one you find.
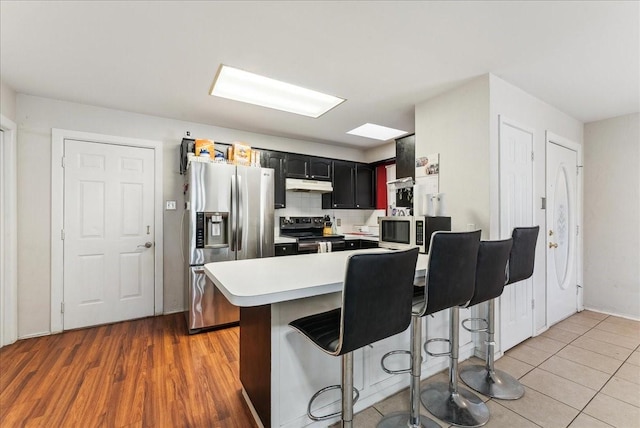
[0,314,258,428]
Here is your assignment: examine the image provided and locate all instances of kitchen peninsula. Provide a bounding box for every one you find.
[205,249,476,428]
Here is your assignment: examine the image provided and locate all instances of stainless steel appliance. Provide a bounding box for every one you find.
[184,161,274,333]
[378,216,451,253]
[279,216,345,254]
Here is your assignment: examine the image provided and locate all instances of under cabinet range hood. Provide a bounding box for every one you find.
[285,178,333,193]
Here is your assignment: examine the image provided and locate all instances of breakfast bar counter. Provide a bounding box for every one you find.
[204,249,475,428]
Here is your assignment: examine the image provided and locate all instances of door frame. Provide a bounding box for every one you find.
[497,115,536,349]
[545,131,584,324]
[0,114,18,347]
[51,129,164,333]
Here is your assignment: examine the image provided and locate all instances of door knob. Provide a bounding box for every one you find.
[138,242,153,249]
[548,242,558,249]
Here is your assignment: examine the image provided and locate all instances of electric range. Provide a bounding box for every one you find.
[279,216,345,253]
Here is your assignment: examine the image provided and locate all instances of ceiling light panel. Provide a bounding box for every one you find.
[210,65,345,118]
[347,123,408,141]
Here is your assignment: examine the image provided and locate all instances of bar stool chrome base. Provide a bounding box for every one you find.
[378,411,441,428]
[460,366,524,400]
[420,382,490,427]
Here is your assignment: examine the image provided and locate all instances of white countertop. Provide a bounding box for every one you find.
[275,234,378,244]
[205,249,428,307]
[343,233,379,241]
[274,236,296,244]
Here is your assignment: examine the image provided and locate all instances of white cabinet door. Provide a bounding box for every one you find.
[499,118,534,352]
[546,142,578,326]
[63,140,155,330]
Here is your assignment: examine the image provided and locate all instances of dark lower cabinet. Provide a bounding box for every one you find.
[274,243,297,256]
[345,240,359,250]
[360,240,379,249]
[345,239,379,250]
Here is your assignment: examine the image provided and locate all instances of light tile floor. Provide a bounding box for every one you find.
[337,310,639,428]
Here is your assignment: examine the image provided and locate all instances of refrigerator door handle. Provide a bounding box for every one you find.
[237,174,243,251]
[230,174,236,251]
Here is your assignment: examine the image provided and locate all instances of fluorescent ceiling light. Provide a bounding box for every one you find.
[210,65,345,118]
[347,123,408,141]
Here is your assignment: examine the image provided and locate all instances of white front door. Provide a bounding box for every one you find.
[63,139,155,330]
[0,129,5,346]
[499,117,534,352]
[546,142,578,326]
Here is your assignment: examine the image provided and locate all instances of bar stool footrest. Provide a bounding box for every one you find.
[461,317,489,333]
[381,349,423,375]
[307,384,360,421]
[424,337,451,358]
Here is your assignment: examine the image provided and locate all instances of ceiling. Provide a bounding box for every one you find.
[1,1,638,149]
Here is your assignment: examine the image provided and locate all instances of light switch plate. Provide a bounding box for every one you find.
[166,200,177,210]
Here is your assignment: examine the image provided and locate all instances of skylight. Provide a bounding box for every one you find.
[210,65,345,118]
[346,123,408,141]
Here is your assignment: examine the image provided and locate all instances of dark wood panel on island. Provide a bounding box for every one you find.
[240,305,272,427]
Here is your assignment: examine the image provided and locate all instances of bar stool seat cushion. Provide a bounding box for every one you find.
[466,239,513,307]
[289,308,341,353]
[290,248,420,356]
[507,226,539,285]
[418,230,481,317]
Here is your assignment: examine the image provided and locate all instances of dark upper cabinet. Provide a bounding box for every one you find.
[285,154,308,179]
[309,158,332,180]
[354,164,375,209]
[395,134,415,180]
[395,134,415,208]
[285,154,332,181]
[261,151,286,208]
[323,161,354,208]
[322,161,376,209]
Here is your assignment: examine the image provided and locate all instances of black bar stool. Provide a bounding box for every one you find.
[289,248,419,428]
[378,231,482,428]
[459,226,539,400]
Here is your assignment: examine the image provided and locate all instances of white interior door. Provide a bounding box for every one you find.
[546,142,578,325]
[0,129,5,346]
[499,117,534,352]
[63,139,155,330]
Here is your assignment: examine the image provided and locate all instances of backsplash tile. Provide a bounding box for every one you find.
[274,192,385,236]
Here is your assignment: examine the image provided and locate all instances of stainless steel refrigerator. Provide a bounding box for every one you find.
[183,161,274,333]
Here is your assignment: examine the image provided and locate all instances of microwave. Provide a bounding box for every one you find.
[378,216,451,253]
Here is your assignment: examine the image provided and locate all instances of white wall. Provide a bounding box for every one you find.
[415,74,584,336]
[15,94,366,338]
[415,75,491,235]
[364,141,395,164]
[1,80,17,121]
[489,74,583,332]
[583,113,640,319]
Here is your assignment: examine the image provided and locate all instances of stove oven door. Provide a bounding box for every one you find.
[297,241,319,254]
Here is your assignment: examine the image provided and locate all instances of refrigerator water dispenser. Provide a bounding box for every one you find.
[196,212,229,248]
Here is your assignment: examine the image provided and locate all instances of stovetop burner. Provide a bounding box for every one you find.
[279,216,344,242]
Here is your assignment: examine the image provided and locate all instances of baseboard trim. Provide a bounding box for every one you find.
[18,330,52,340]
[582,307,640,321]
